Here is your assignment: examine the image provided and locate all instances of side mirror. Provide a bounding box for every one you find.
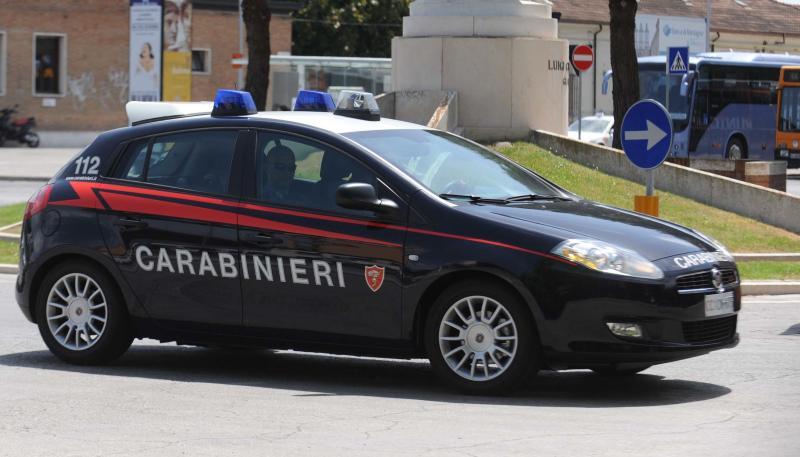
[680,71,697,97]
[336,182,399,214]
[601,70,613,95]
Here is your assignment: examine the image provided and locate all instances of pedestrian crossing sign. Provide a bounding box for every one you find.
[668,47,689,75]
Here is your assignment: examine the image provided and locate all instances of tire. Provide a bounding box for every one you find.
[35,261,133,365]
[591,365,651,377]
[26,132,40,148]
[424,279,540,395]
[726,137,746,160]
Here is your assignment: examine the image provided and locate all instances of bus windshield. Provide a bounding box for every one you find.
[780,86,800,132]
[639,65,690,131]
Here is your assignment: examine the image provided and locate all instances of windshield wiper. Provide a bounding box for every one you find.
[439,194,508,204]
[503,194,573,203]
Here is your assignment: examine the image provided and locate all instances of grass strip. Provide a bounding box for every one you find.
[498,143,800,253]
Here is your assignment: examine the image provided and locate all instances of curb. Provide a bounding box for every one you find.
[0,233,20,241]
[740,281,800,296]
[0,175,49,182]
[0,263,797,295]
[734,253,800,262]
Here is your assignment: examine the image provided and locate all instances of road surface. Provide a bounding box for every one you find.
[0,273,797,457]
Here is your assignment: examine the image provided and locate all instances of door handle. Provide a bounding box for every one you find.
[241,231,282,246]
[113,217,148,230]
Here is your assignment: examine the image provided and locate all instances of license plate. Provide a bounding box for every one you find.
[791,153,800,159]
[704,291,734,317]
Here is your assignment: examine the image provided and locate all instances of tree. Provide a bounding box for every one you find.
[608,0,640,148]
[242,0,271,110]
[292,0,410,57]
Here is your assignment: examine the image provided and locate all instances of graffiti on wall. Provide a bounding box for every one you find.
[67,70,130,110]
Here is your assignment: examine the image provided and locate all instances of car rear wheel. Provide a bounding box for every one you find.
[425,280,539,395]
[36,261,133,365]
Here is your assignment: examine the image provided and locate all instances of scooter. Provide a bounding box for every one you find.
[0,105,39,148]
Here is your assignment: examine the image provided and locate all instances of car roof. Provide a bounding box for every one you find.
[250,111,428,134]
[126,101,428,135]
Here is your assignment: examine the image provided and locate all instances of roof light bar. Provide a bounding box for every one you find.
[293,90,336,112]
[334,90,381,121]
[211,89,257,117]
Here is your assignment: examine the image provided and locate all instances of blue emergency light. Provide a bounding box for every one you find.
[211,89,257,117]
[293,90,336,112]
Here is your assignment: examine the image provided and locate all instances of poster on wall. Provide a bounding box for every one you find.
[129,0,163,101]
[162,0,192,101]
[635,14,708,57]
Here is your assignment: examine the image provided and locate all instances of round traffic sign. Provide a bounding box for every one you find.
[620,99,673,170]
[572,45,594,73]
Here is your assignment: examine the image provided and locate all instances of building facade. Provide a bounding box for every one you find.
[552,0,800,121]
[0,0,298,136]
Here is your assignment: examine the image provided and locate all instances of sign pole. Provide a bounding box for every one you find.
[571,43,594,142]
[646,169,655,196]
[578,73,583,140]
[665,71,670,135]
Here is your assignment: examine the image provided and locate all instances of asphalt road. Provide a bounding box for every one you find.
[0,274,798,457]
[0,180,42,206]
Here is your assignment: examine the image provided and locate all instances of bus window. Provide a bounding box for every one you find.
[780,85,800,132]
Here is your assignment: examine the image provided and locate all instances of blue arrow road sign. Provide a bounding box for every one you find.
[621,99,673,170]
[668,47,689,75]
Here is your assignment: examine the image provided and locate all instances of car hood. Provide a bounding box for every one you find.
[482,200,716,261]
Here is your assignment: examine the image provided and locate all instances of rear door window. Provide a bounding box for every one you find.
[116,130,238,196]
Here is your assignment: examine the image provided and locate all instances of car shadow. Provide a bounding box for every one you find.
[781,323,800,335]
[0,344,731,407]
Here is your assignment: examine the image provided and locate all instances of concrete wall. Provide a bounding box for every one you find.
[532,130,800,234]
[392,36,569,142]
[376,90,459,132]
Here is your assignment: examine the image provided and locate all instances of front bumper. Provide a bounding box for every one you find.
[536,261,741,370]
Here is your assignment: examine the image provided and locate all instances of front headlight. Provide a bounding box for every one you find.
[552,239,664,280]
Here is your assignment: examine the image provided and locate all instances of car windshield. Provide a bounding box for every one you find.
[344,129,561,200]
[568,118,610,133]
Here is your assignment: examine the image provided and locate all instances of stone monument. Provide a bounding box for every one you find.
[392,0,569,141]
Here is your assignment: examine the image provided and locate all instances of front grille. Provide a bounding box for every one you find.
[682,315,737,344]
[676,268,738,292]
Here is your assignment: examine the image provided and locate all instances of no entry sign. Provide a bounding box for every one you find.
[572,44,594,73]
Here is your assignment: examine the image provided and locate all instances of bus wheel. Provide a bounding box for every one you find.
[726,137,747,160]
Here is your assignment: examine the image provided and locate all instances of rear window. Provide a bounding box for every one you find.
[115,130,238,196]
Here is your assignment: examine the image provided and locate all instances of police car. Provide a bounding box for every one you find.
[15,89,739,394]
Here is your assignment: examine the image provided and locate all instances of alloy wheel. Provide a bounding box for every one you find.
[438,295,518,382]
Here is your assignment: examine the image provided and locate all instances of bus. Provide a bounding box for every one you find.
[605,52,800,161]
[777,66,800,166]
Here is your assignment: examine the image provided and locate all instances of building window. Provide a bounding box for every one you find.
[191,49,211,75]
[0,31,6,96]
[33,33,67,96]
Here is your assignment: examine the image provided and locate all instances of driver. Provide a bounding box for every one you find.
[262,145,298,203]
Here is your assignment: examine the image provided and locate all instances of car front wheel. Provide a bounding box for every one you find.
[36,261,133,365]
[425,280,540,395]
